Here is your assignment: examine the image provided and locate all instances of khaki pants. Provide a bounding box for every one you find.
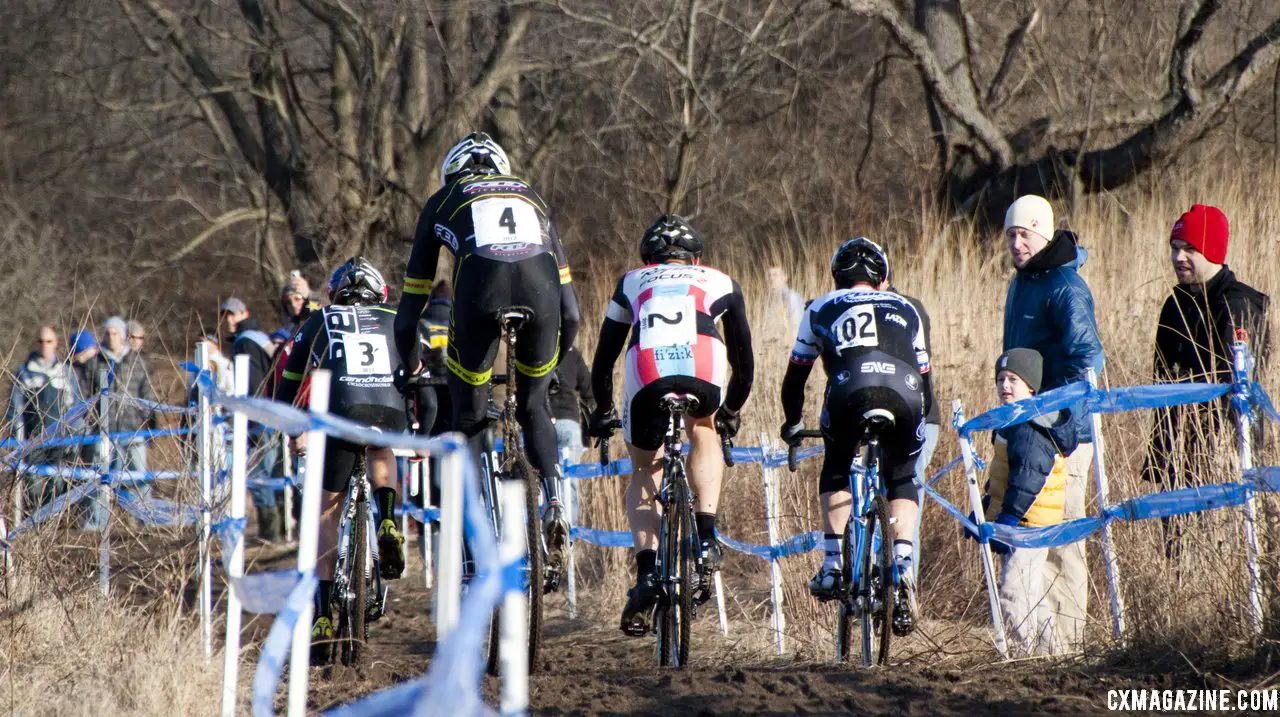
[1044,443,1093,653]
[1000,547,1053,656]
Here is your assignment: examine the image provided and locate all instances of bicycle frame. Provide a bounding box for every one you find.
[844,438,896,617]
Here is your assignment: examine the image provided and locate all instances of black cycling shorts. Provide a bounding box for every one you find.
[624,375,721,451]
[447,253,561,385]
[322,404,407,493]
[819,355,924,501]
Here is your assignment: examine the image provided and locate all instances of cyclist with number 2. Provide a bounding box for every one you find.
[780,237,931,635]
[393,132,579,579]
[276,257,408,662]
[587,215,754,636]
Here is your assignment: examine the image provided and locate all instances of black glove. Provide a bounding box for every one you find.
[715,407,741,439]
[588,407,619,439]
[780,422,804,445]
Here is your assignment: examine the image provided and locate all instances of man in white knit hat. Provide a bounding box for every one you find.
[1000,194,1105,654]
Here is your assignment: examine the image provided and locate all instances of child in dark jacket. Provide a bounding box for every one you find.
[983,348,1080,656]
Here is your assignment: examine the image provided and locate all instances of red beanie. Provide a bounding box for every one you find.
[1170,204,1229,264]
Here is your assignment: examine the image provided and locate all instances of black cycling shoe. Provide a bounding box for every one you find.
[699,538,724,573]
[310,615,334,665]
[543,502,570,588]
[620,572,663,637]
[377,519,405,579]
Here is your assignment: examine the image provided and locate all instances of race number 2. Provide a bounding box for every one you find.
[638,294,697,349]
[343,333,393,376]
[472,197,541,247]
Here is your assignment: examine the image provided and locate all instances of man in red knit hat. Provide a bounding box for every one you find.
[1144,204,1270,559]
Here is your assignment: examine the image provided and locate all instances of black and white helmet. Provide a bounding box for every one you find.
[328,257,388,306]
[831,236,889,289]
[439,132,511,186]
[639,214,704,264]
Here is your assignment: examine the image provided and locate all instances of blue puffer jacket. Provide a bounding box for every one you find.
[1003,230,1105,439]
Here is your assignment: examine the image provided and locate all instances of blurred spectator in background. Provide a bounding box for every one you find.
[81,316,157,530]
[223,297,284,541]
[279,271,320,335]
[766,266,806,330]
[549,343,594,523]
[1143,204,1271,559]
[69,329,98,394]
[7,326,83,511]
[128,320,147,355]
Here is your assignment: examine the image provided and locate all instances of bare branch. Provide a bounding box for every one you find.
[985,7,1039,107]
[1169,0,1219,103]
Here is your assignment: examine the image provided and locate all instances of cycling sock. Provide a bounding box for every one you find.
[635,549,657,579]
[315,580,334,620]
[822,533,842,570]
[695,512,717,543]
[540,472,563,506]
[893,539,914,571]
[374,487,398,525]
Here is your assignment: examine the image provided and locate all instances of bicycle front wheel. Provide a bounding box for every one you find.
[859,492,894,667]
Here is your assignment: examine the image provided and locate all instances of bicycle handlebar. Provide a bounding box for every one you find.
[785,430,824,472]
[597,419,623,466]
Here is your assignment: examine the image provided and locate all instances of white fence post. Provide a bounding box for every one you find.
[421,458,433,591]
[197,343,214,660]
[10,392,23,526]
[1086,368,1126,643]
[288,369,331,717]
[761,434,784,651]
[283,434,296,543]
[436,449,463,638]
[98,367,112,599]
[1232,342,1265,636]
[952,400,1008,659]
[499,481,529,717]
[220,355,250,717]
[1,517,11,594]
[562,465,577,620]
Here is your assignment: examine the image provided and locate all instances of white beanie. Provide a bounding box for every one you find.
[102,316,128,338]
[1004,195,1055,239]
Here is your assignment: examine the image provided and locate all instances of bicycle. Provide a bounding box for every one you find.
[600,393,734,668]
[787,408,905,667]
[327,456,387,667]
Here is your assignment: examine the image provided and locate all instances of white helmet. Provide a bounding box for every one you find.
[439,132,511,186]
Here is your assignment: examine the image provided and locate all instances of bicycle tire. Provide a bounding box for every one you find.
[482,429,503,677]
[516,457,544,673]
[655,504,678,667]
[859,492,894,667]
[677,498,696,668]
[347,493,369,666]
[835,527,854,663]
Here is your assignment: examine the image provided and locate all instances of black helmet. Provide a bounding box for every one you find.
[439,132,511,186]
[639,214,704,264]
[831,237,889,289]
[328,257,388,306]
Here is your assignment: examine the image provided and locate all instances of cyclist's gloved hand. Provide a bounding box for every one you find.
[715,407,741,439]
[780,422,804,445]
[588,407,619,439]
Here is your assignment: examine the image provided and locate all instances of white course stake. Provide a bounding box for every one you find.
[10,402,23,527]
[98,367,112,600]
[420,458,433,591]
[288,370,331,717]
[499,481,529,717]
[953,401,1008,659]
[1086,369,1126,643]
[197,343,214,660]
[1,517,12,594]
[760,434,782,652]
[283,434,296,543]
[1232,342,1265,636]
[563,469,577,620]
[435,449,464,638]
[220,355,250,717]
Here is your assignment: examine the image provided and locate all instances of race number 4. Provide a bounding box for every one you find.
[835,304,878,352]
[472,197,541,247]
[343,333,393,376]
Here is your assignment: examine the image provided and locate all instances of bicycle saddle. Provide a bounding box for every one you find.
[862,408,895,435]
[496,306,535,328]
[659,392,699,414]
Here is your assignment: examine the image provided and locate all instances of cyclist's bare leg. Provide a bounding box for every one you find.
[317,489,344,581]
[366,446,396,491]
[625,444,662,553]
[820,490,853,536]
[888,498,917,545]
[684,415,722,515]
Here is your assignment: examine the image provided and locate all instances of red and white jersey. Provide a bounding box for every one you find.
[604,264,747,400]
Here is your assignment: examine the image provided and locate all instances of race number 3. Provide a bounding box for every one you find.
[343,333,393,376]
[835,304,878,352]
[472,197,541,247]
[638,294,697,349]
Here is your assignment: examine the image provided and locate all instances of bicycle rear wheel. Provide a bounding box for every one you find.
[337,495,370,666]
[655,506,678,667]
[834,528,854,663]
[859,493,894,667]
[677,503,696,668]
[517,457,544,672]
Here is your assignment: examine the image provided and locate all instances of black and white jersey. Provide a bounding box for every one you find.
[790,289,930,379]
[278,304,403,416]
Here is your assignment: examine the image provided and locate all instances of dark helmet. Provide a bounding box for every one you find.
[639,214,704,264]
[328,257,388,306]
[439,131,511,186]
[831,236,889,289]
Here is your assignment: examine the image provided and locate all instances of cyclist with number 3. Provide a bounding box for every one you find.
[276,257,408,662]
[393,132,579,578]
[587,215,754,636]
[779,237,931,635]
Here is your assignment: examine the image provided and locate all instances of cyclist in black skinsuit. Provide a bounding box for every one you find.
[779,237,932,635]
[277,257,408,662]
[393,132,579,578]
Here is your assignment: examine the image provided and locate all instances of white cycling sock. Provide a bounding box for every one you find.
[822,536,842,570]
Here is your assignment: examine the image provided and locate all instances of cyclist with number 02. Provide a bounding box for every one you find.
[587,215,754,636]
[276,258,409,662]
[393,132,579,578]
[780,237,931,635]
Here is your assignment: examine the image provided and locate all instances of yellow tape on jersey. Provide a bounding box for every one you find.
[558,266,573,285]
[447,356,492,386]
[403,277,433,295]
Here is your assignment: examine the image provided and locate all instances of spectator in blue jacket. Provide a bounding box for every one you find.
[1001,194,1104,654]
